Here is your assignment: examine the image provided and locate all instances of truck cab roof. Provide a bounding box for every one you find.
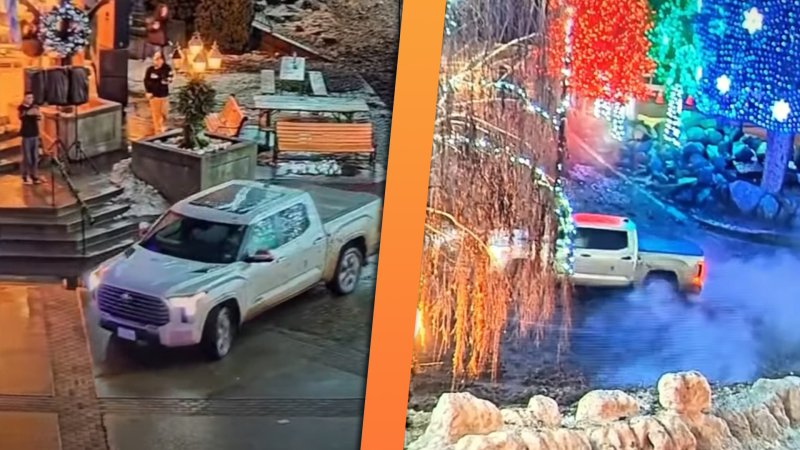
[572,213,636,231]
[171,180,307,226]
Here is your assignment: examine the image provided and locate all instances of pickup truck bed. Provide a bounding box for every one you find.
[639,235,703,257]
[267,181,379,224]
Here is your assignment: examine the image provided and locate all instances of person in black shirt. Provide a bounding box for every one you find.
[144,51,174,134]
[17,92,41,184]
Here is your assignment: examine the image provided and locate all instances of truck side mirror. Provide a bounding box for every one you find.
[138,222,151,239]
[244,249,274,263]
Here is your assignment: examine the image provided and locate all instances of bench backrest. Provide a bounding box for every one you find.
[276,121,373,153]
[206,96,247,137]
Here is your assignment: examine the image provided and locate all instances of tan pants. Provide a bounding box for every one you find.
[149,96,169,135]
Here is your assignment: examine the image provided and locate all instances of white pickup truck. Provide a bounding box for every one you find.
[87,180,382,359]
[571,213,706,294]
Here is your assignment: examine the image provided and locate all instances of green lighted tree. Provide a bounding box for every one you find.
[648,0,701,146]
[176,77,217,149]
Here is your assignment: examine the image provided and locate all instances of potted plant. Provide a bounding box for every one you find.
[176,76,216,149]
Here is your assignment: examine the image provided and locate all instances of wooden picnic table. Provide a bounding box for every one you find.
[253,95,370,115]
[252,95,371,150]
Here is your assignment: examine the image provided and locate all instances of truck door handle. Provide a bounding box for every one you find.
[580,253,591,257]
[313,237,324,244]
[621,256,632,260]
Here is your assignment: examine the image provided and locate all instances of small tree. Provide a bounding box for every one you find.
[194,0,253,54]
[176,77,216,149]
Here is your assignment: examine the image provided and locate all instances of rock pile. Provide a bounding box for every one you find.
[406,372,800,450]
[620,116,800,225]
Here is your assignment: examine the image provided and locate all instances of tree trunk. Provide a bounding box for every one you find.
[760,131,795,195]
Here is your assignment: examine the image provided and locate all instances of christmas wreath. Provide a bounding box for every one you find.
[38,1,91,58]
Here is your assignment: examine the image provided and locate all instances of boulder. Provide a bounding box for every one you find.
[717,139,733,156]
[705,129,723,145]
[723,126,744,142]
[757,194,780,221]
[729,180,764,215]
[682,142,705,161]
[696,187,713,205]
[752,377,800,426]
[424,392,504,444]
[744,135,763,150]
[658,371,713,416]
[685,126,706,143]
[655,413,699,450]
[629,416,683,450]
[682,413,741,450]
[576,390,640,423]
[688,152,709,169]
[649,155,665,174]
[756,141,768,160]
[705,144,720,159]
[709,156,726,172]
[454,431,527,450]
[527,395,562,427]
[586,421,639,450]
[636,139,655,154]
[696,166,715,186]
[733,143,755,162]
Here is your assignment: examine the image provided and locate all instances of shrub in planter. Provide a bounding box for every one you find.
[176,76,217,149]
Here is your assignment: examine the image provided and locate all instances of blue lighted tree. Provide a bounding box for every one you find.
[694,0,800,194]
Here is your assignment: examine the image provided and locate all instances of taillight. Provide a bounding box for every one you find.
[692,261,705,286]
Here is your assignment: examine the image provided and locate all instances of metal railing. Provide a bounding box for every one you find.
[49,154,95,255]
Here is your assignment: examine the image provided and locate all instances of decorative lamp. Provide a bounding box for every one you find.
[192,50,207,73]
[188,32,204,58]
[171,47,183,69]
[207,41,222,70]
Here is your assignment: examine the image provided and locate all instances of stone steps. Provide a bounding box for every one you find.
[0,175,139,279]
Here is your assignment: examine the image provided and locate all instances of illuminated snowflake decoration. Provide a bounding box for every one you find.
[695,66,703,81]
[772,99,791,122]
[742,7,764,34]
[715,74,731,94]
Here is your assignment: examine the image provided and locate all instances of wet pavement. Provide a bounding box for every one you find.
[0,258,376,449]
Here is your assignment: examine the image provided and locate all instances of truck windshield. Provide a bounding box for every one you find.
[140,212,246,264]
[575,227,629,251]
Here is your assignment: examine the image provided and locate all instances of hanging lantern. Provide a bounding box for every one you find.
[188,32,204,58]
[207,42,223,70]
[192,50,207,73]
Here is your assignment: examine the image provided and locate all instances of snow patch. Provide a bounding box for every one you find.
[110,158,170,218]
[277,160,344,176]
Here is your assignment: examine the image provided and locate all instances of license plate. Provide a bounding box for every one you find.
[117,327,136,341]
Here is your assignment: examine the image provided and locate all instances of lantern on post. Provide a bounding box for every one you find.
[188,32,204,58]
[171,47,183,69]
[192,51,207,73]
[207,42,222,70]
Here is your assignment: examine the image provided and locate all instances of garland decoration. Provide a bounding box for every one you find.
[39,0,90,58]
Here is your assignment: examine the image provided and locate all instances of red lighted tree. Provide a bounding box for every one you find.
[562,0,655,103]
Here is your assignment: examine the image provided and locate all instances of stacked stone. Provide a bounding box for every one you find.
[407,372,800,450]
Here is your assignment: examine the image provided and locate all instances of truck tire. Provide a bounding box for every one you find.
[643,272,679,292]
[201,304,236,360]
[328,244,364,296]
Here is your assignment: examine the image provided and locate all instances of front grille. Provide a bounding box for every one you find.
[97,284,170,326]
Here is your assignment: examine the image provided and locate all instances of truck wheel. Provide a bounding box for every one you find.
[328,245,364,296]
[643,273,679,293]
[201,304,236,360]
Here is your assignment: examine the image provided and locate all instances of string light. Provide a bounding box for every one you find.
[664,84,684,147]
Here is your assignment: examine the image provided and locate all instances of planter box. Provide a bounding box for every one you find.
[131,129,258,203]
[41,98,124,158]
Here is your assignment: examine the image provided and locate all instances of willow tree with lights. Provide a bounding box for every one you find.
[694,0,800,195]
[416,0,575,383]
[648,0,701,147]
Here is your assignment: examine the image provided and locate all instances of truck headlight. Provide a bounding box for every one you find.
[169,292,207,324]
[87,267,107,292]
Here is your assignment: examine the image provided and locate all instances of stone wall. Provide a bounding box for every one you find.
[406,372,800,450]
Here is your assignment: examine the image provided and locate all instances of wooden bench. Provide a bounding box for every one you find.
[205,95,248,137]
[261,70,276,94]
[275,121,375,167]
[308,71,328,96]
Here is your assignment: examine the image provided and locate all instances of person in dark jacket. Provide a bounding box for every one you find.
[145,4,170,59]
[144,51,173,134]
[17,92,41,184]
